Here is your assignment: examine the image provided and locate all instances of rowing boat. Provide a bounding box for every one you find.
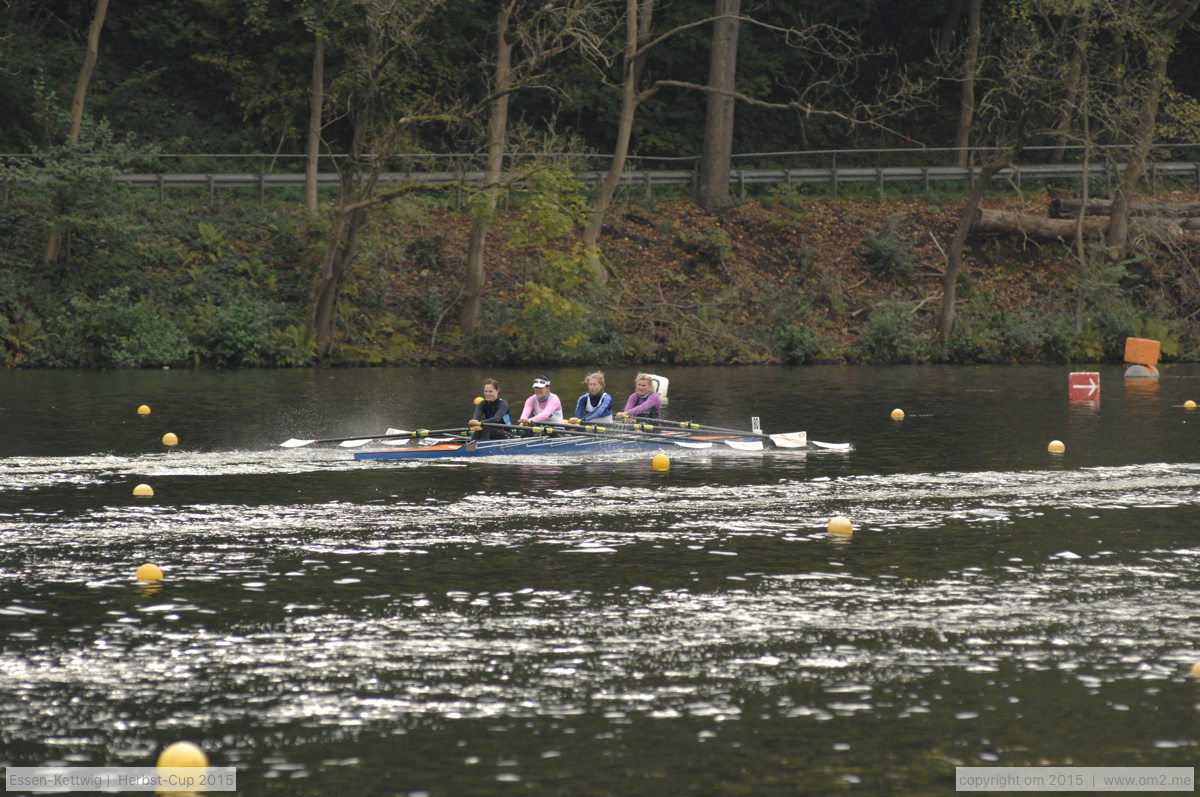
[351,420,771,460]
[283,418,846,460]
[352,432,716,461]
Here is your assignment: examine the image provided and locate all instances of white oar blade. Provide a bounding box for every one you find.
[810,440,852,451]
[724,439,764,451]
[280,438,316,448]
[768,431,807,448]
[338,438,378,448]
[671,440,713,449]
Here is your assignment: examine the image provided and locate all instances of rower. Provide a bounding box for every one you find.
[468,378,511,440]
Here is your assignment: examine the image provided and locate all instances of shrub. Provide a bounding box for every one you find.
[43,287,190,367]
[854,298,930,363]
[863,214,920,280]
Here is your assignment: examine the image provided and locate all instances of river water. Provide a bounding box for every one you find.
[1,365,1198,795]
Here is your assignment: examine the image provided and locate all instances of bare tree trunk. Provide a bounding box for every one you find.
[305,30,325,215]
[951,0,979,168]
[1106,0,1199,258]
[460,0,516,338]
[695,0,740,214]
[940,163,1001,342]
[308,201,366,361]
[1050,10,1088,164]
[582,0,654,286]
[936,0,964,55]
[44,0,109,265]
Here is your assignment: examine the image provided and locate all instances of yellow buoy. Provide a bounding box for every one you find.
[474,396,484,405]
[827,515,853,535]
[162,432,178,447]
[1185,399,1197,410]
[137,404,151,416]
[1047,440,1066,453]
[652,454,670,471]
[890,408,905,420]
[132,483,154,497]
[136,563,164,581]
[1189,661,1200,677]
[157,740,208,769]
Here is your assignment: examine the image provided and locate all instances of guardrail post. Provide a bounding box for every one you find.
[876,168,883,201]
[207,174,215,206]
[738,169,745,201]
[785,168,793,187]
[258,173,265,205]
[830,153,838,198]
[156,174,164,206]
[645,170,652,200]
[922,167,929,196]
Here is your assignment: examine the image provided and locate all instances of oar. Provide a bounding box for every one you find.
[481,422,713,449]
[623,419,768,450]
[648,418,846,450]
[280,427,469,448]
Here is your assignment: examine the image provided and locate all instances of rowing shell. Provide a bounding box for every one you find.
[352,432,758,461]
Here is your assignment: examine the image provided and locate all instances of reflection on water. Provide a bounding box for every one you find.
[1,365,1199,793]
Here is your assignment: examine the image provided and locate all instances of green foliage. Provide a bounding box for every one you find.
[193,292,277,367]
[761,276,831,364]
[1071,253,1141,361]
[1,316,49,367]
[854,298,930,364]
[43,287,191,368]
[473,163,619,364]
[863,214,920,280]
[944,291,1073,364]
[677,227,735,266]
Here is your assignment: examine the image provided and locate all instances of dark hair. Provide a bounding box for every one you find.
[483,378,500,391]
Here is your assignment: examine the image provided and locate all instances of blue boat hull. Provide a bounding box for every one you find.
[353,435,673,461]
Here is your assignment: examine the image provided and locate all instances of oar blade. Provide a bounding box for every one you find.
[768,431,807,448]
[338,437,379,448]
[724,439,764,451]
[810,439,852,451]
[280,438,316,448]
[671,440,713,449]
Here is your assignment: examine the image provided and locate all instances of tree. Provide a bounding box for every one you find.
[695,0,741,213]
[581,0,655,287]
[950,0,979,168]
[43,0,110,265]
[1105,0,1200,259]
[306,0,448,362]
[459,0,599,337]
[938,3,1077,343]
[305,5,326,215]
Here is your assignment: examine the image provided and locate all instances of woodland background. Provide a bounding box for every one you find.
[3,0,1200,368]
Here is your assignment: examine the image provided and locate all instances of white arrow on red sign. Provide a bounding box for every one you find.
[1071,376,1098,396]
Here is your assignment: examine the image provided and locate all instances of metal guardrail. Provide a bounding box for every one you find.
[103,161,1200,202]
[7,147,1200,202]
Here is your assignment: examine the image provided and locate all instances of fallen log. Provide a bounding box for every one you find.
[973,208,1200,243]
[1049,197,1200,218]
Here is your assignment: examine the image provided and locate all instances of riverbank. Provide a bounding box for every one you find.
[2,188,1195,367]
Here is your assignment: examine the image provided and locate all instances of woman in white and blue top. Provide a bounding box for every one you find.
[569,371,614,425]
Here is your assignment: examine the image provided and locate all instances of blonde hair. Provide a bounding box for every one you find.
[635,372,655,387]
[584,371,606,388]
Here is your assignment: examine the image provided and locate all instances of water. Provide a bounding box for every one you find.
[1,365,1198,794]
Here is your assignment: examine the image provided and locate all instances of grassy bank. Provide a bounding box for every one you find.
[1,185,1195,368]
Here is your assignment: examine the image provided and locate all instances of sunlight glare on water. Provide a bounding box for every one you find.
[1,365,1199,792]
